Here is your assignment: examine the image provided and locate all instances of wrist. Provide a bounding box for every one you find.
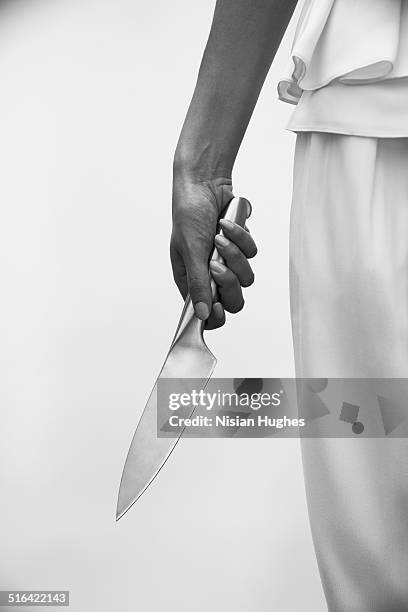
[173,140,233,183]
[172,154,233,216]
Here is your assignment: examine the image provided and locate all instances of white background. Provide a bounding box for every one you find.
[0,0,326,610]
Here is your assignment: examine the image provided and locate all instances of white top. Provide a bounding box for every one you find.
[280,0,408,137]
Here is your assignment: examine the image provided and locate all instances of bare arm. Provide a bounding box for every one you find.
[171,0,298,326]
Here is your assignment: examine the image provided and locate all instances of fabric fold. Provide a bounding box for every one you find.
[279,0,406,105]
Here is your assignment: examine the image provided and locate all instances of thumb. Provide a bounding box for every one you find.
[184,245,213,320]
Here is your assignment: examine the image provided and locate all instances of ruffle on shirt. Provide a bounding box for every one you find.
[279,0,408,105]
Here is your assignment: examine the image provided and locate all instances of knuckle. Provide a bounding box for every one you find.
[231,226,246,244]
[188,274,209,297]
[189,278,204,293]
[223,274,236,289]
[228,224,239,237]
[227,244,241,261]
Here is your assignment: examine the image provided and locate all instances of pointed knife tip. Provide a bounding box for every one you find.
[115,491,139,522]
[115,506,127,522]
[115,500,128,522]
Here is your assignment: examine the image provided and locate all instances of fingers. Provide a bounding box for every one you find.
[207,218,257,316]
[171,238,213,320]
[218,219,257,258]
[184,240,213,320]
[214,234,254,288]
[205,301,226,330]
[171,242,225,328]
[170,204,257,324]
[209,260,244,313]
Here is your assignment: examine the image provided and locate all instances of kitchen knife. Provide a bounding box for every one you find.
[116,196,251,520]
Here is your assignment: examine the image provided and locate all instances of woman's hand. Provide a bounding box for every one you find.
[169,0,296,326]
[170,172,257,329]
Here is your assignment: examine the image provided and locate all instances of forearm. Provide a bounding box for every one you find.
[174,0,297,179]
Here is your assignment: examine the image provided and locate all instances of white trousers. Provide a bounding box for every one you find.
[290,133,408,611]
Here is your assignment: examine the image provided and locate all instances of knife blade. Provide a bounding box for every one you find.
[116,196,251,520]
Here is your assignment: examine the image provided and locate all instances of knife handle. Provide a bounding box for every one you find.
[220,196,251,228]
[210,196,252,294]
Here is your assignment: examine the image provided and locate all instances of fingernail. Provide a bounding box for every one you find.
[195,301,210,320]
[213,302,224,318]
[219,219,234,230]
[210,260,226,273]
[215,234,230,247]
